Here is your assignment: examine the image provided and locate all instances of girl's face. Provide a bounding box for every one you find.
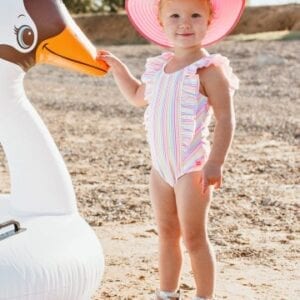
[159,0,211,49]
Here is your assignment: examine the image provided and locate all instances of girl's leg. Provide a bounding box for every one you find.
[174,172,216,299]
[150,168,182,293]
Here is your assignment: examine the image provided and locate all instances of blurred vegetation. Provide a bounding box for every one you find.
[63,0,125,13]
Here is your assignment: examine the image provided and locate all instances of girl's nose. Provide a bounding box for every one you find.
[179,19,191,30]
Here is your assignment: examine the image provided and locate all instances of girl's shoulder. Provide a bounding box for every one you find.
[141,52,172,83]
[144,52,172,70]
[189,53,231,73]
[193,54,239,91]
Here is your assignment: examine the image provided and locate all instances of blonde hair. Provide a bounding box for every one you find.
[158,0,214,23]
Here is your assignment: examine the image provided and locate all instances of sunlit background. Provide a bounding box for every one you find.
[249,0,300,5]
[62,0,300,13]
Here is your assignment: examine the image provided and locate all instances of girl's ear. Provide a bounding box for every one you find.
[207,2,214,26]
[207,14,213,26]
[157,13,163,27]
[157,18,163,27]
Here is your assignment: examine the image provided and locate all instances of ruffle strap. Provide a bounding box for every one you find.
[185,54,240,91]
[141,52,172,103]
[180,54,239,155]
[180,67,200,152]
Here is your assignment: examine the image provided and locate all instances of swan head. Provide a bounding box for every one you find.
[0,0,108,76]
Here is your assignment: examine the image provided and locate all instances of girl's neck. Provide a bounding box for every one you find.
[164,47,209,74]
[172,46,209,64]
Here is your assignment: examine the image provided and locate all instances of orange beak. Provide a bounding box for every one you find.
[36,26,108,76]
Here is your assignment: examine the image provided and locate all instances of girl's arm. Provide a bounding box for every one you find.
[198,65,236,193]
[97,50,147,107]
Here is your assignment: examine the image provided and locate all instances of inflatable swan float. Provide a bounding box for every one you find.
[0,0,108,299]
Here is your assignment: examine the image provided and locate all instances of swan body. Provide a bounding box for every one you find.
[0,0,108,299]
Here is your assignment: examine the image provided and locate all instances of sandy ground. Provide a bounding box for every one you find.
[0,38,299,299]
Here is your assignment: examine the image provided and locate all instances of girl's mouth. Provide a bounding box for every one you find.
[177,33,194,37]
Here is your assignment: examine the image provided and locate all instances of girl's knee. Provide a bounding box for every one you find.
[158,221,181,242]
[182,231,209,253]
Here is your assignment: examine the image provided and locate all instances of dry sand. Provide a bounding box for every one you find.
[0,37,299,299]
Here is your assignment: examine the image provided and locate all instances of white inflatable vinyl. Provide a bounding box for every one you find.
[0,0,108,299]
[0,213,104,300]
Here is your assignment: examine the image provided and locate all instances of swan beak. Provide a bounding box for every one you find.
[36,26,109,76]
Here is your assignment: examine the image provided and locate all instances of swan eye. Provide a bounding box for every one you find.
[15,25,35,50]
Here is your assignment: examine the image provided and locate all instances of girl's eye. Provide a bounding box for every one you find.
[170,14,180,18]
[192,13,202,18]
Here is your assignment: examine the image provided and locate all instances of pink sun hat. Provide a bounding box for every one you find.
[126,0,246,48]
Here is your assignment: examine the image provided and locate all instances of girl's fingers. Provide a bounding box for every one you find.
[98,49,110,55]
[96,50,111,60]
[217,176,222,189]
[211,176,222,190]
[214,180,221,189]
[202,176,222,192]
[202,176,209,194]
[200,172,223,193]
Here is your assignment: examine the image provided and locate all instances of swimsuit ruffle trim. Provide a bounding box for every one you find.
[141,53,173,143]
[141,53,239,101]
[180,53,239,153]
[141,53,239,159]
[141,53,171,103]
[185,53,240,91]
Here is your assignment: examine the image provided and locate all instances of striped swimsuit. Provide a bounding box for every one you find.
[142,52,239,187]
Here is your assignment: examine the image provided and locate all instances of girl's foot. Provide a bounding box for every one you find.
[155,289,181,300]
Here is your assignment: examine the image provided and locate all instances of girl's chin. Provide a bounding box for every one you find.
[169,37,202,46]
[172,42,203,49]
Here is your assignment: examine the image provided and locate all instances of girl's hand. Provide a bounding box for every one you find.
[96,50,122,72]
[96,50,146,107]
[200,160,223,194]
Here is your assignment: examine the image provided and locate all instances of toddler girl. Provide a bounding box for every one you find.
[97,0,245,299]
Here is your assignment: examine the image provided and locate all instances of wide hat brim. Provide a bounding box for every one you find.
[126,0,246,48]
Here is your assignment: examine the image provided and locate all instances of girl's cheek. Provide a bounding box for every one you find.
[164,18,178,26]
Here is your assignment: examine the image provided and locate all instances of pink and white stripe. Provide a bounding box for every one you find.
[142,52,239,187]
